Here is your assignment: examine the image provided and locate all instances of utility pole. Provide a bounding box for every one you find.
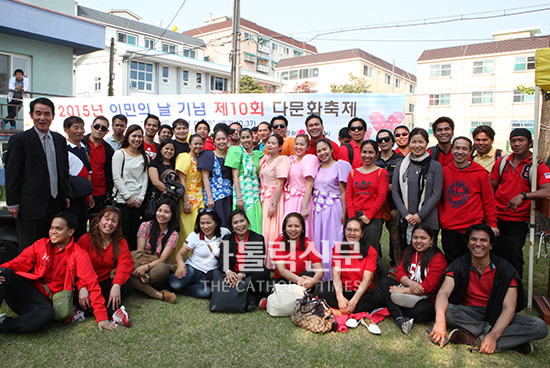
[391,58,395,94]
[108,37,115,96]
[230,0,241,93]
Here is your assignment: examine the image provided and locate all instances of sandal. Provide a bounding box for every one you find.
[159,290,177,304]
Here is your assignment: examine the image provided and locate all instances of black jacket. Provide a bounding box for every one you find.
[82,134,115,197]
[219,230,268,274]
[375,150,404,209]
[446,252,526,326]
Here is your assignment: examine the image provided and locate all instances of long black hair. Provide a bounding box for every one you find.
[149,198,180,255]
[401,223,442,281]
[341,217,370,259]
[121,124,148,171]
[281,213,307,251]
[154,138,176,167]
[194,208,223,238]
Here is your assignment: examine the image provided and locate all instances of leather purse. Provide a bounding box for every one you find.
[209,269,251,313]
[291,293,337,334]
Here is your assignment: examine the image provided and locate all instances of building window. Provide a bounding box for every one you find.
[285,47,289,55]
[472,91,494,104]
[297,68,319,79]
[470,121,492,133]
[129,61,153,91]
[183,49,196,59]
[410,84,416,94]
[182,70,189,87]
[162,43,177,54]
[363,65,373,78]
[473,60,494,74]
[244,32,255,42]
[94,76,101,91]
[429,94,450,106]
[272,43,278,51]
[513,89,535,103]
[243,53,256,63]
[385,74,391,85]
[294,50,303,57]
[409,103,415,113]
[162,66,169,84]
[145,38,155,49]
[281,71,288,80]
[511,120,534,132]
[289,70,298,80]
[117,32,137,45]
[196,72,202,88]
[430,64,451,77]
[514,56,535,72]
[210,76,228,92]
[395,78,401,88]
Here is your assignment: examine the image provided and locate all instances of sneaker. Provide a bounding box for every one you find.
[64,306,86,324]
[514,342,534,354]
[10,125,16,130]
[391,293,428,308]
[112,305,132,327]
[0,120,5,129]
[0,313,9,329]
[449,329,479,347]
[396,317,414,335]
[388,266,398,277]
[259,298,268,310]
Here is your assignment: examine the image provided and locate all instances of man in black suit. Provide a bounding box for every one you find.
[5,97,69,251]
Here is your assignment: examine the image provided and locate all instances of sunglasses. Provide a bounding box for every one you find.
[376,136,392,143]
[198,207,215,214]
[395,132,408,138]
[93,124,108,132]
[349,126,365,132]
[272,124,286,130]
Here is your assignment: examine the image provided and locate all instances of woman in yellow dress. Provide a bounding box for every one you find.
[175,134,204,257]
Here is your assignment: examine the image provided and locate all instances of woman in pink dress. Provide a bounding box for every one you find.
[259,134,290,269]
[283,134,319,240]
[313,139,352,280]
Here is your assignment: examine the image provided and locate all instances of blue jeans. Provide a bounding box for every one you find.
[445,304,548,352]
[168,264,211,298]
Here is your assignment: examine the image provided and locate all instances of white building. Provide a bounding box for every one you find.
[183,16,317,81]
[275,48,417,126]
[416,27,548,148]
[75,7,279,97]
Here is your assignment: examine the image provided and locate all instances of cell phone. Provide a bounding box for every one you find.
[426,326,449,347]
[356,210,364,218]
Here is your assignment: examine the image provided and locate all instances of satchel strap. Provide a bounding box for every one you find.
[199,233,220,261]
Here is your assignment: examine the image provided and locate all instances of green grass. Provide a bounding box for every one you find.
[1,229,549,367]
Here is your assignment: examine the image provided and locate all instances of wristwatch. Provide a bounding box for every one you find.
[521,192,528,201]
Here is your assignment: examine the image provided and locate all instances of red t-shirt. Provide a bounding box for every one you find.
[490,153,550,221]
[40,246,68,297]
[144,141,157,161]
[233,232,249,273]
[446,264,519,306]
[332,243,377,291]
[272,236,321,279]
[307,137,340,161]
[395,148,407,156]
[88,140,107,196]
[203,137,215,151]
[429,146,453,167]
[395,251,447,295]
[338,140,363,168]
[346,167,389,220]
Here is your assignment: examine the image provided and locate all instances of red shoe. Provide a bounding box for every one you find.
[259,298,268,310]
[112,306,132,327]
[64,307,85,324]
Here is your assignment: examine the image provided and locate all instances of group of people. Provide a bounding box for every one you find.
[0,97,548,354]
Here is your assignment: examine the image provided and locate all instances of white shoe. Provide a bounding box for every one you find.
[346,318,360,328]
[361,317,381,335]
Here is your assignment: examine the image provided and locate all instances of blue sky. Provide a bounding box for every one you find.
[79,0,550,75]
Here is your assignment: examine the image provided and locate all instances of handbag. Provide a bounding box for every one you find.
[142,192,161,221]
[209,269,251,313]
[105,151,126,208]
[266,283,305,317]
[41,280,73,322]
[291,293,337,334]
[161,169,185,198]
[130,250,159,269]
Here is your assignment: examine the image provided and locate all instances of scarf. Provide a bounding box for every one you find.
[398,151,431,243]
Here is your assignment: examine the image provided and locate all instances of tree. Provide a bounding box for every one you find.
[239,75,266,93]
[330,73,370,93]
[294,81,317,93]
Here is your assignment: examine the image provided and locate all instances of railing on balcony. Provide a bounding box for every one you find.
[257,45,270,54]
[256,64,270,73]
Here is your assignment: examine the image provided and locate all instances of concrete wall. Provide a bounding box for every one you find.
[24,0,75,15]
[1,33,73,97]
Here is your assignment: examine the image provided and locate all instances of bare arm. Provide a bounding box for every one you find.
[348,270,374,312]
[148,166,167,193]
[430,276,455,347]
[339,182,347,225]
[479,287,517,354]
[301,176,314,219]
[201,170,214,207]
[232,168,244,209]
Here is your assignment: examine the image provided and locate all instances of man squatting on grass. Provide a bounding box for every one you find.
[0,213,117,333]
[430,223,547,354]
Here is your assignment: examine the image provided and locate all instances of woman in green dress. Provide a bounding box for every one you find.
[225,127,264,233]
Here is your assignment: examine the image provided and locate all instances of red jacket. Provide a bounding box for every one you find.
[1,238,109,322]
[203,137,215,151]
[307,137,340,160]
[78,234,133,286]
[438,161,497,232]
[346,167,389,220]
[396,250,447,295]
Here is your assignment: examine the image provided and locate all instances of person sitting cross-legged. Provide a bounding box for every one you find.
[429,223,548,354]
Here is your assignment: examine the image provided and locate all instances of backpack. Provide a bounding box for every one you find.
[345,143,354,165]
[496,154,531,189]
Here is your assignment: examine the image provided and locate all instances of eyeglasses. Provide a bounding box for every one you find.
[377,136,392,143]
[345,228,362,234]
[349,126,365,132]
[395,132,408,138]
[198,207,215,214]
[272,124,286,130]
[93,124,108,132]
